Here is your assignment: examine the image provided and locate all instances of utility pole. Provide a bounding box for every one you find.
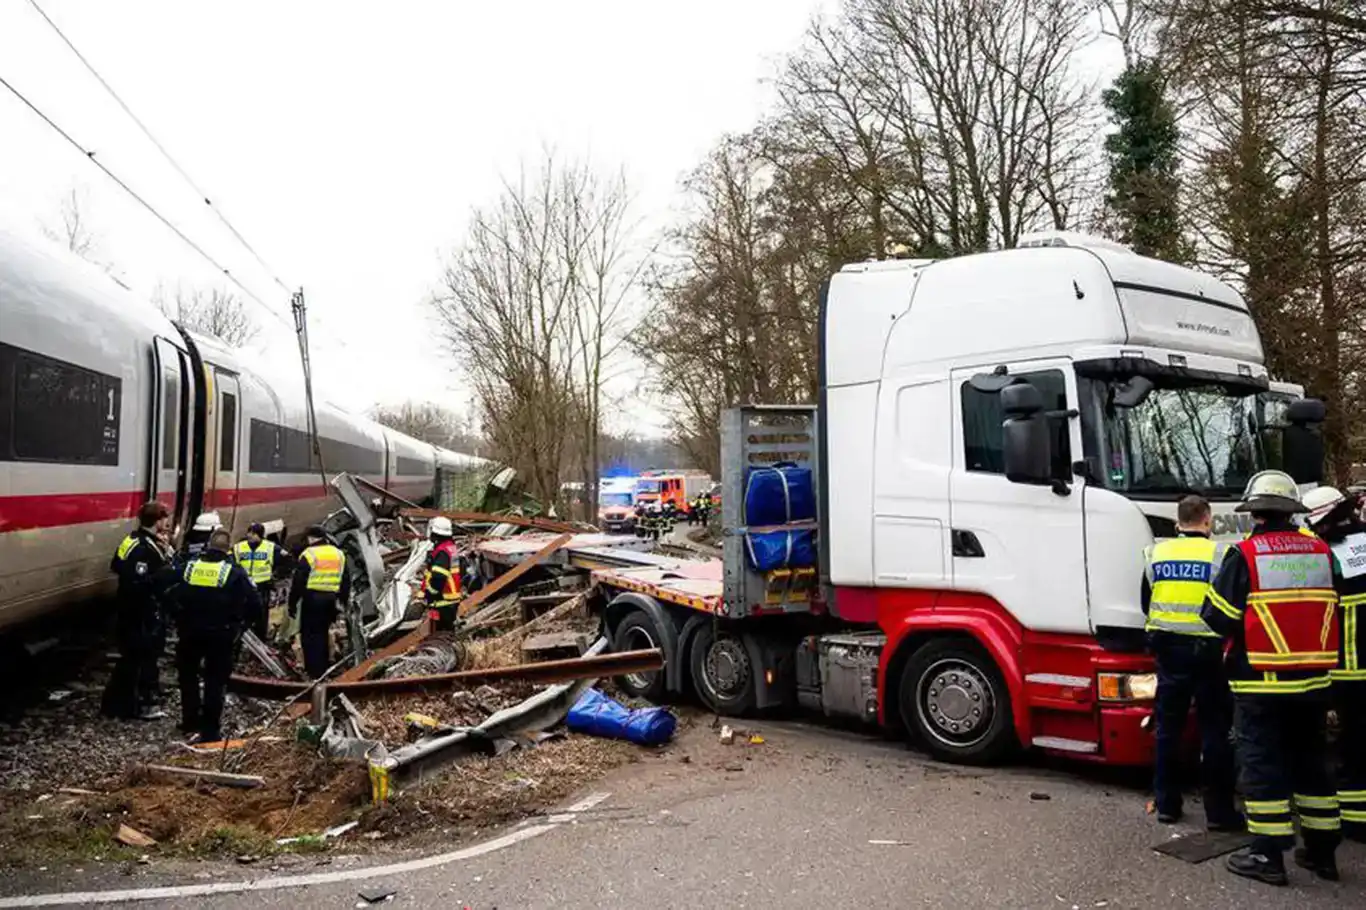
[291,288,327,490]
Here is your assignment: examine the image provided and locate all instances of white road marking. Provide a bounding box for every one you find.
[0,792,611,908]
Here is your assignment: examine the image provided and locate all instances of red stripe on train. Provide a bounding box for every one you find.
[2,480,432,532]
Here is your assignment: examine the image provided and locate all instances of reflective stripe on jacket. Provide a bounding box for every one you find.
[1144,536,1224,637]
[233,539,277,585]
[302,544,345,593]
[1230,532,1338,673]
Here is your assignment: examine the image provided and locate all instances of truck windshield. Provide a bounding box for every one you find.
[636,480,662,493]
[601,492,633,508]
[1092,379,1263,498]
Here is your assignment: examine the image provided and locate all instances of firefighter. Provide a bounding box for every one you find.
[1140,494,1239,830]
[1303,486,1366,843]
[101,501,174,721]
[422,516,462,631]
[288,526,350,679]
[182,512,223,562]
[1201,470,1341,885]
[172,527,258,743]
[232,523,277,640]
[634,502,648,539]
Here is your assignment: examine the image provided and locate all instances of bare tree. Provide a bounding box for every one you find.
[39,186,114,272]
[154,284,259,347]
[432,152,644,514]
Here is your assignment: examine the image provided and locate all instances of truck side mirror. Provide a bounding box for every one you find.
[1001,383,1052,486]
[1284,397,1326,485]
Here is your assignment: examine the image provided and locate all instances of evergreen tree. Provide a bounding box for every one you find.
[1102,60,1185,260]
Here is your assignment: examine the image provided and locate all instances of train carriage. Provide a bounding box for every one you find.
[0,224,482,631]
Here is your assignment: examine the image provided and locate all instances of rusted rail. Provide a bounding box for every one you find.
[229,647,664,698]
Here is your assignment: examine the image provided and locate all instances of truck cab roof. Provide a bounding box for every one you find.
[826,233,1264,386]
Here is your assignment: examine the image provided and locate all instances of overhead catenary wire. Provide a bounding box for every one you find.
[26,0,294,296]
[0,71,291,330]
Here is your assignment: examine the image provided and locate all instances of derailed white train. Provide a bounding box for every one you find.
[0,225,482,631]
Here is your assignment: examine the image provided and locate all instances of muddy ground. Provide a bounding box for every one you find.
[0,645,671,869]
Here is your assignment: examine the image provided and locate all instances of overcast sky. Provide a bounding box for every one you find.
[0,0,832,435]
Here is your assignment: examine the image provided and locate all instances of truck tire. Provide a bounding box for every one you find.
[898,639,1014,765]
[612,611,668,701]
[690,623,757,715]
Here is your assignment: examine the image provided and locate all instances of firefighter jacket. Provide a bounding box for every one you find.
[1317,519,1366,682]
[233,539,278,586]
[1141,532,1225,638]
[423,539,461,604]
[1201,518,1339,694]
[174,550,259,634]
[288,544,351,621]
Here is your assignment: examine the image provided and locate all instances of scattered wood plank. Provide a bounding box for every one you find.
[115,824,157,848]
[286,533,575,719]
[400,508,585,535]
[139,764,266,789]
[521,631,589,659]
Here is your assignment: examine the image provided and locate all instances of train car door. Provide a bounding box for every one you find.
[150,337,195,537]
[213,369,242,530]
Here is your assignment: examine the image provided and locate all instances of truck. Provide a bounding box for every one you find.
[593,232,1326,766]
[635,471,712,515]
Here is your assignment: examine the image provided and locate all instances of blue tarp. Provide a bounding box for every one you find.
[744,463,815,527]
[744,528,817,572]
[566,689,677,746]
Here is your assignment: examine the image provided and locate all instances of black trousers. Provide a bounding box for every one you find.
[101,612,156,718]
[1235,691,1340,856]
[1151,634,1236,822]
[176,627,234,740]
[252,583,273,639]
[1336,681,1366,839]
[298,594,337,679]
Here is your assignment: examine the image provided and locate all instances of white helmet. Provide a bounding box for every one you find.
[428,516,453,538]
[1235,470,1306,514]
[1304,485,1347,527]
[191,511,223,532]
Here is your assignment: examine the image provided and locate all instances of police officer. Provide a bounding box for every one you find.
[172,527,258,743]
[288,526,350,679]
[422,516,462,632]
[1202,471,1341,885]
[1303,486,1366,843]
[1141,495,1239,829]
[102,501,174,721]
[232,523,277,640]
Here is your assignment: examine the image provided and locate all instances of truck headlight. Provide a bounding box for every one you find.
[1097,672,1158,702]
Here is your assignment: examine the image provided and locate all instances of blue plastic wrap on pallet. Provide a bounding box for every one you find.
[744,462,815,527]
[744,528,817,572]
[566,688,677,746]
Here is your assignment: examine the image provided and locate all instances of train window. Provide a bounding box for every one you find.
[0,342,120,466]
[161,369,179,470]
[220,392,237,471]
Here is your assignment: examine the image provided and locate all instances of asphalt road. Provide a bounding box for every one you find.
[5,718,1365,909]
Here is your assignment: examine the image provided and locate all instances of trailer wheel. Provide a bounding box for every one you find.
[612,611,668,701]
[899,639,1014,765]
[690,624,756,715]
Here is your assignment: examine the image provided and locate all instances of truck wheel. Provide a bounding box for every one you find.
[899,640,1014,765]
[690,624,756,715]
[612,611,668,701]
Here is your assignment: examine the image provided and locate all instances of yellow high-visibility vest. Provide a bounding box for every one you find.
[184,559,231,588]
[302,544,345,593]
[233,539,277,585]
[116,534,139,561]
[1143,536,1225,637]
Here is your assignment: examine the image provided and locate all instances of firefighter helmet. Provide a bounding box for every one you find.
[429,516,454,538]
[1235,470,1306,514]
[1303,485,1348,527]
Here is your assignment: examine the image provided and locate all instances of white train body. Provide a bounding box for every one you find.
[0,225,482,630]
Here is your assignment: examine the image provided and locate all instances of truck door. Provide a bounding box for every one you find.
[948,361,1088,633]
[150,337,195,538]
[213,369,242,531]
